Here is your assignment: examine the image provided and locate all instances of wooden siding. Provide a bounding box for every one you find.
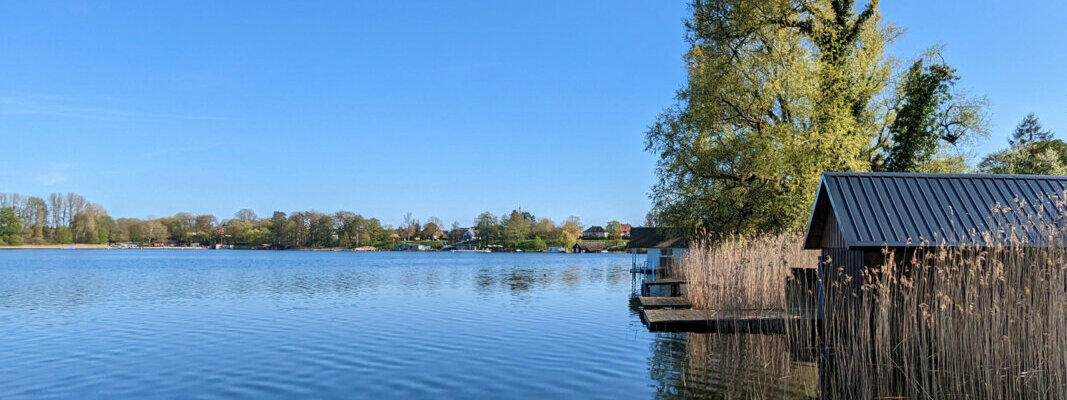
[819,213,865,319]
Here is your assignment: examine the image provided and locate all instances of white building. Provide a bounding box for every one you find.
[627,228,689,271]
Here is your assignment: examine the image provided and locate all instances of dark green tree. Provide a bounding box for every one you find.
[0,207,23,245]
[1009,113,1053,147]
[884,60,957,172]
[474,212,500,247]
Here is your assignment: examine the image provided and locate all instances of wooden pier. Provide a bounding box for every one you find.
[641,278,686,297]
[641,308,812,333]
[636,296,692,309]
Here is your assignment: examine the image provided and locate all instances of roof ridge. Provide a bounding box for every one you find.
[822,172,1067,180]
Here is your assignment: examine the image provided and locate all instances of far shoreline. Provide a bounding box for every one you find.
[0,244,632,253]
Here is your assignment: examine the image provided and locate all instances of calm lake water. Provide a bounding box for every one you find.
[0,250,816,399]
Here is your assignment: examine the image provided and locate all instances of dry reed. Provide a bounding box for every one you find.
[676,222,1067,398]
[672,233,820,398]
[677,233,818,312]
[823,238,1067,398]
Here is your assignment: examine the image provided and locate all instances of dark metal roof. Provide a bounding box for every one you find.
[574,241,608,252]
[626,227,690,249]
[803,172,1067,249]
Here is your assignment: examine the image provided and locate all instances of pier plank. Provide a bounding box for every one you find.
[637,296,692,309]
[642,278,686,286]
[641,309,813,333]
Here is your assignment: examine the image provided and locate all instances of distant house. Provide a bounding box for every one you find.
[626,227,689,270]
[583,226,607,239]
[572,241,608,253]
[462,228,477,242]
[393,243,431,251]
[620,224,632,239]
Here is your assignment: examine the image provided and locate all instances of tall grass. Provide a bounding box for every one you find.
[677,233,817,312]
[823,239,1067,399]
[671,233,819,398]
[677,227,1067,398]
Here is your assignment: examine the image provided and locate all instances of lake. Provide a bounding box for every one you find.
[0,250,816,399]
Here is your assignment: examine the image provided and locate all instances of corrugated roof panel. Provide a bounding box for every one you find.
[878,176,911,241]
[810,173,1067,249]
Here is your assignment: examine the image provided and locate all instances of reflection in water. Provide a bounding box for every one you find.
[649,331,819,399]
[0,256,624,311]
[1,251,670,399]
[2,250,832,399]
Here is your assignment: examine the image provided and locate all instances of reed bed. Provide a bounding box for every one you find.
[677,233,818,312]
[672,233,820,398]
[676,226,1067,399]
[823,239,1067,399]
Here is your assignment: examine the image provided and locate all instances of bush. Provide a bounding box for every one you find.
[517,236,548,252]
[5,234,23,246]
[55,227,74,244]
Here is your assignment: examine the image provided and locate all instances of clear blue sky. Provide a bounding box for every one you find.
[1,1,1064,227]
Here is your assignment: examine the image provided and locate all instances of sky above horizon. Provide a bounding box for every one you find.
[1,1,1065,227]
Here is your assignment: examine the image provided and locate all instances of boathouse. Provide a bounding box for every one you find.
[573,241,608,253]
[627,227,689,271]
[393,243,431,251]
[802,172,1067,317]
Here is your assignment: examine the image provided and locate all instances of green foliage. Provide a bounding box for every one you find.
[0,191,623,251]
[55,226,74,244]
[648,0,893,236]
[606,220,622,240]
[0,207,23,246]
[884,61,956,171]
[474,212,500,247]
[560,216,582,240]
[979,141,1067,175]
[517,236,548,252]
[649,1,989,236]
[558,231,577,249]
[502,209,533,248]
[880,53,989,173]
[1009,113,1053,147]
[979,115,1066,176]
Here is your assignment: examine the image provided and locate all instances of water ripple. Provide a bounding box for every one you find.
[0,251,813,399]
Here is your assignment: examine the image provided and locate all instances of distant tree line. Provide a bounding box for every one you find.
[0,195,614,250]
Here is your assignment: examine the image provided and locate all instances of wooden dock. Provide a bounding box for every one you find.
[641,278,686,297]
[629,266,667,274]
[641,308,814,333]
[637,296,692,309]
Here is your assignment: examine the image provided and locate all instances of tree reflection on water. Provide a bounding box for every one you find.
[648,331,819,399]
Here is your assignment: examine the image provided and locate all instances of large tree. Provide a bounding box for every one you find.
[648,0,891,235]
[648,0,986,236]
[474,212,501,247]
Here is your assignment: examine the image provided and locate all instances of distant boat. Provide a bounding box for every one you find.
[547,247,567,253]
